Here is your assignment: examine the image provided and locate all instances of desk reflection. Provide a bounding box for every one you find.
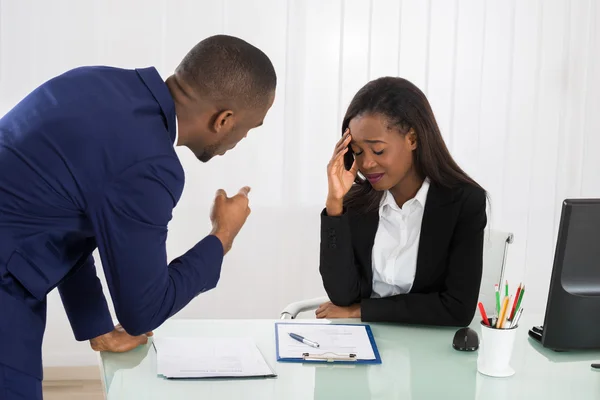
[312,325,477,400]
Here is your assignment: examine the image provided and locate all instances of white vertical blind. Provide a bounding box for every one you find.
[1,0,599,366]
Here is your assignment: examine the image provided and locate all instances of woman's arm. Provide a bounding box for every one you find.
[360,188,487,326]
[320,129,364,306]
[319,209,370,306]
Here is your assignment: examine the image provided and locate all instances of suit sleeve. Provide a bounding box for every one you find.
[319,209,370,306]
[88,156,224,336]
[58,254,114,341]
[360,189,487,326]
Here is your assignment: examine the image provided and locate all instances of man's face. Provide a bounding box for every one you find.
[194,91,275,163]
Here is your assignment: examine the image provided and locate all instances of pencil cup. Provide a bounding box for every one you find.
[477,320,517,378]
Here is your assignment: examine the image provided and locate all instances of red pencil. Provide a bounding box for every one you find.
[478,302,490,326]
[509,284,522,320]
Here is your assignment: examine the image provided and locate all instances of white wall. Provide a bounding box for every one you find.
[1,0,599,367]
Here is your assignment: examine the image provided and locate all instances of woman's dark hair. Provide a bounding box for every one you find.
[342,77,484,213]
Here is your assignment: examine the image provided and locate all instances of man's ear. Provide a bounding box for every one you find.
[213,110,234,133]
[408,129,418,150]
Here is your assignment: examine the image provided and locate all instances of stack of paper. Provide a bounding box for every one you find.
[153,337,276,379]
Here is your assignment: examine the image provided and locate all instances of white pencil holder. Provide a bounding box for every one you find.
[477,319,518,378]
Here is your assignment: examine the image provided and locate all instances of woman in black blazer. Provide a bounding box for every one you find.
[316,77,487,327]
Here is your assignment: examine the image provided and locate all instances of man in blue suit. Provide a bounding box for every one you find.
[0,34,276,399]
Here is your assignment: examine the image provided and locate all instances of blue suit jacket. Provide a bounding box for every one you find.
[0,66,224,379]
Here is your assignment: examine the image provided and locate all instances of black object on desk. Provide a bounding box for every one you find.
[528,326,543,342]
[452,327,479,351]
[535,199,600,351]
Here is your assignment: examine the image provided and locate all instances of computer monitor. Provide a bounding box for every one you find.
[533,199,600,351]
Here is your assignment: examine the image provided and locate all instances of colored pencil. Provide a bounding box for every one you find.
[497,296,510,329]
[509,283,522,320]
[478,302,490,326]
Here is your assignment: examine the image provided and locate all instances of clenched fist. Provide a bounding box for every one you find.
[210,186,252,254]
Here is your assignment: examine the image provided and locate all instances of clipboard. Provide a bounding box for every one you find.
[274,322,382,365]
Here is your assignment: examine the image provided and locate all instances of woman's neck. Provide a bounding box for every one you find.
[389,170,424,208]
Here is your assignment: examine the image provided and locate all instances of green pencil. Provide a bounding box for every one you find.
[495,284,500,316]
[515,286,525,314]
[505,280,509,297]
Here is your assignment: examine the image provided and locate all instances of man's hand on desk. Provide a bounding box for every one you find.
[89,324,153,353]
[210,186,252,255]
[316,301,361,319]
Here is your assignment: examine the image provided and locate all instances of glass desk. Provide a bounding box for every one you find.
[99,316,600,399]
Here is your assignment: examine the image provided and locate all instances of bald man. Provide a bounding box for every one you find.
[0,35,276,399]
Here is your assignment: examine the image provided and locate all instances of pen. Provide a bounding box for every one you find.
[509,307,524,329]
[289,332,320,348]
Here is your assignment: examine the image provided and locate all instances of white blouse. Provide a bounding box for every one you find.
[371,178,430,298]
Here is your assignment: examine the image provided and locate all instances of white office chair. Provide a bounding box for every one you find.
[479,230,514,314]
[280,229,513,319]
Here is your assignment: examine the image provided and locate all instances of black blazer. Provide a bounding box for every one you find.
[319,182,487,327]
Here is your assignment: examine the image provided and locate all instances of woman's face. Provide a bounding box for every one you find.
[348,113,417,191]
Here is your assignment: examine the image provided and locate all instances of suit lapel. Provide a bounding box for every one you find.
[349,210,379,297]
[412,183,457,292]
